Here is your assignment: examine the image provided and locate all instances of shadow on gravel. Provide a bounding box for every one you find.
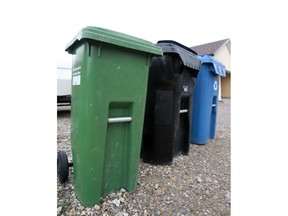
[57,108,71,118]
[57,111,70,118]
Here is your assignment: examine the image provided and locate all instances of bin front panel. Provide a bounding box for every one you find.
[70,40,155,206]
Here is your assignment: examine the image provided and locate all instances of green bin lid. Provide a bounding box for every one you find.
[65,26,163,56]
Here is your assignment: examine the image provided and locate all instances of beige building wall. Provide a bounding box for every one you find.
[214,44,231,71]
[214,44,231,98]
[221,73,231,98]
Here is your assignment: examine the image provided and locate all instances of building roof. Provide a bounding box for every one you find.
[190,38,230,56]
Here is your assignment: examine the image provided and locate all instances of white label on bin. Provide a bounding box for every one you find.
[72,66,81,86]
[183,85,188,92]
[73,75,81,85]
[213,81,218,91]
[73,66,81,72]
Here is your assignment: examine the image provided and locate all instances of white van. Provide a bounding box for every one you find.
[57,59,72,104]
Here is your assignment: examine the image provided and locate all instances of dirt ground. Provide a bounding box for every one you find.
[57,99,230,215]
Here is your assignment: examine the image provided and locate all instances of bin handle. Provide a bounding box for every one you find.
[108,117,132,123]
[179,109,188,114]
[212,104,216,107]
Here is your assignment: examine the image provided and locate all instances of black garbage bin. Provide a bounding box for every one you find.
[141,40,201,164]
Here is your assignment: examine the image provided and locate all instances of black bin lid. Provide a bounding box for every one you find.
[156,40,201,71]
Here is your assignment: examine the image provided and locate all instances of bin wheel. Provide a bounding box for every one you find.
[57,150,69,184]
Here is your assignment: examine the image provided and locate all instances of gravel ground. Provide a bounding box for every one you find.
[57,99,230,216]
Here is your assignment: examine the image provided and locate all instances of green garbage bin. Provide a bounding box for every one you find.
[65,26,162,207]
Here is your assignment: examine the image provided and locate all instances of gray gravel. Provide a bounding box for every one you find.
[57,99,230,215]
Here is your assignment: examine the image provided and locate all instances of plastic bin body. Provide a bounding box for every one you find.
[141,40,200,165]
[65,26,162,207]
[190,55,226,144]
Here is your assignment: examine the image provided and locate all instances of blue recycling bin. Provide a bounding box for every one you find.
[190,55,226,144]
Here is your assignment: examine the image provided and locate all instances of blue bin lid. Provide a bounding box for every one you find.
[198,55,226,77]
[156,40,201,71]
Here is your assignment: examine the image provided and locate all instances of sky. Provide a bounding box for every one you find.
[56,0,230,64]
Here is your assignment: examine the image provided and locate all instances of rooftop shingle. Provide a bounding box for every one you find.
[190,38,230,56]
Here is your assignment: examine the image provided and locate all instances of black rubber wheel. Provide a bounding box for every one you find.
[57,150,69,183]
